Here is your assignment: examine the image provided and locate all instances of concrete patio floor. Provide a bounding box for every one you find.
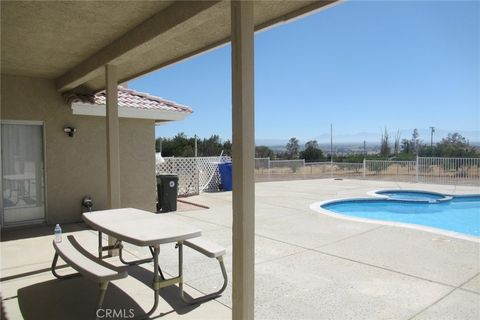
[1,179,479,319]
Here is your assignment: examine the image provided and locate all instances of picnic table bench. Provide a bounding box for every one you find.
[51,235,127,317]
[51,208,227,319]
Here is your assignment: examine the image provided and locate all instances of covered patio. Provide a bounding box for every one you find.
[2,1,340,319]
[2,179,479,319]
[2,1,479,319]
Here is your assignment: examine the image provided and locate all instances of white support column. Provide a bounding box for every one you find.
[106,64,121,253]
[231,1,255,320]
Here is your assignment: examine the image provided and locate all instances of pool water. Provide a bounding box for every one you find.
[376,190,445,202]
[322,195,480,237]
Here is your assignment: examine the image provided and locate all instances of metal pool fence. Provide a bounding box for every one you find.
[418,157,480,185]
[364,160,417,182]
[255,157,479,186]
[156,156,480,196]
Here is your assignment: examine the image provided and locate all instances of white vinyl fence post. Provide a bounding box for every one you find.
[362,159,366,179]
[416,156,419,183]
[268,158,271,181]
[302,159,306,179]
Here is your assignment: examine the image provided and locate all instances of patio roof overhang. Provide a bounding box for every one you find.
[1,0,339,93]
[71,102,189,123]
[69,86,192,123]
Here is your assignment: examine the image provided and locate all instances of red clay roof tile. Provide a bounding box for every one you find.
[93,86,192,113]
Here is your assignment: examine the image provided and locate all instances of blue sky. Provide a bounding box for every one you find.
[130,0,479,144]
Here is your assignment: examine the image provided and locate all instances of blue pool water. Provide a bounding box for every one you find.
[376,190,445,201]
[322,195,480,237]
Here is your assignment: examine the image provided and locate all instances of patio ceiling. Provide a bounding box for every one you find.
[1,0,338,93]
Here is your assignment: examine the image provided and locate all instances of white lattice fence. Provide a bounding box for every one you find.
[156,156,231,196]
[197,156,231,192]
[156,157,198,196]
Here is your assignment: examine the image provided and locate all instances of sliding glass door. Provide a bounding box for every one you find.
[1,121,46,226]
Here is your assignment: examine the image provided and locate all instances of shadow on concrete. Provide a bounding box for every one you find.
[18,277,143,320]
[1,222,89,242]
[127,265,200,315]
[17,265,200,320]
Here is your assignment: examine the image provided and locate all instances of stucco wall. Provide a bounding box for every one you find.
[1,74,156,224]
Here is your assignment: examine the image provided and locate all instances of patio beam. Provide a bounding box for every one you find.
[55,1,220,92]
[105,64,121,254]
[231,1,255,320]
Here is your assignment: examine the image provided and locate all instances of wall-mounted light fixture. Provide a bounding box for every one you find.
[63,126,76,137]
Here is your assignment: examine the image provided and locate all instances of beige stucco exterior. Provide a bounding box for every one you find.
[1,74,156,224]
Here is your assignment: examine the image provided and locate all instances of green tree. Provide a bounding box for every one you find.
[394,130,401,155]
[285,137,300,159]
[198,135,223,156]
[300,140,324,162]
[401,128,422,154]
[305,140,319,149]
[156,133,231,157]
[222,140,232,156]
[431,133,476,157]
[255,146,274,158]
[412,128,421,154]
[156,133,193,157]
[380,128,391,156]
[401,138,414,154]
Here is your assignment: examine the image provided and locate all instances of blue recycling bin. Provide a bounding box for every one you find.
[218,162,233,191]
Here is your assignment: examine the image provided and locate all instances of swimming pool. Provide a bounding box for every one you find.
[313,191,480,240]
[374,190,450,202]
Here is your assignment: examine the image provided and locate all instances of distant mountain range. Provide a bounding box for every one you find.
[256,128,480,148]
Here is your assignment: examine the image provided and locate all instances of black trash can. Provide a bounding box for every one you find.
[156,174,178,213]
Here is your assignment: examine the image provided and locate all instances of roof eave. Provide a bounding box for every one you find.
[71,102,191,122]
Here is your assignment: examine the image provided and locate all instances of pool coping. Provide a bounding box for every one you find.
[310,190,480,243]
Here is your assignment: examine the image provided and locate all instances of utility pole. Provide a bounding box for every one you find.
[430,126,435,148]
[330,123,334,179]
[194,134,198,157]
[330,123,333,163]
[363,140,366,158]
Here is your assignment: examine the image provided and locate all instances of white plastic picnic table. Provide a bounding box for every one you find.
[83,208,201,318]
